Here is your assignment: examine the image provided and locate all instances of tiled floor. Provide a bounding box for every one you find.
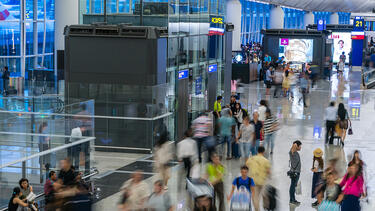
[92,69,375,210]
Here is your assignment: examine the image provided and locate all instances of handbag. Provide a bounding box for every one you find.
[348,120,353,135]
[296,180,302,195]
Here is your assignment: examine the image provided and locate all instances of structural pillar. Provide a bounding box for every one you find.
[55,0,79,78]
[303,12,315,28]
[269,5,284,29]
[226,0,242,51]
[330,12,339,25]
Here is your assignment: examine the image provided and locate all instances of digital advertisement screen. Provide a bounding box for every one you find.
[329,32,352,63]
[279,39,313,63]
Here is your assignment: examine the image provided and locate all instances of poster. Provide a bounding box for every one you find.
[279,39,313,63]
[329,32,352,63]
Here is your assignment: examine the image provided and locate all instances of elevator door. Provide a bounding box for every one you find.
[177,78,189,141]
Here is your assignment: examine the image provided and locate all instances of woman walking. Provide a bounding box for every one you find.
[311,148,324,206]
[340,163,364,211]
[236,116,254,160]
[337,103,349,145]
[233,103,248,130]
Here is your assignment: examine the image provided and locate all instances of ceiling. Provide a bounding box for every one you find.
[259,0,375,13]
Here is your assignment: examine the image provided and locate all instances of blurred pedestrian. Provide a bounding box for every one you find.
[177,128,198,179]
[44,171,57,205]
[263,108,279,155]
[206,153,225,211]
[340,163,364,211]
[146,180,174,211]
[316,171,342,211]
[273,65,283,98]
[246,146,270,211]
[299,72,309,108]
[258,100,268,122]
[227,166,255,210]
[337,103,349,145]
[236,116,254,160]
[192,113,213,163]
[154,132,173,189]
[311,148,324,207]
[325,101,337,144]
[218,109,236,160]
[119,171,150,210]
[250,111,263,156]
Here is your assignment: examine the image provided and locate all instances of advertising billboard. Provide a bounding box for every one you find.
[278,39,313,63]
[329,32,352,63]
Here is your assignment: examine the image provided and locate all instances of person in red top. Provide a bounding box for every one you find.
[44,171,57,204]
[339,162,364,211]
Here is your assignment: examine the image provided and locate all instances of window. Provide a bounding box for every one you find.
[0,0,54,76]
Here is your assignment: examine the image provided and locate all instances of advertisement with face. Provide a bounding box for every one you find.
[330,32,352,63]
[279,39,313,63]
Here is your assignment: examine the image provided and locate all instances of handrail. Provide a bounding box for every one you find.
[0,168,100,211]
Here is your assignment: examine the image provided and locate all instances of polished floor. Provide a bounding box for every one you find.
[1,69,375,210]
[91,69,375,210]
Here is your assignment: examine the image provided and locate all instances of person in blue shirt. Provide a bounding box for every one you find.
[218,109,236,160]
[264,54,271,66]
[227,166,255,205]
[276,56,285,64]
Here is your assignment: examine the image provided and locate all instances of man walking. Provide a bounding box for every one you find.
[289,140,302,206]
[325,101,337,144]
[246,146,270,211]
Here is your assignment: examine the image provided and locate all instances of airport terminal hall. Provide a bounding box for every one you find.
[3,0,375,211]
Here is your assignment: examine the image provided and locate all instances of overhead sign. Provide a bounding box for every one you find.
[317,19,326,31]
[280,38,289,45]
[209,16,225,36]
[195,77,202,95]
[178,69,189,80]
[208,64,218,73]
[353,16,364,32]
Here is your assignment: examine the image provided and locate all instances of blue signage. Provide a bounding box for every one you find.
[208,64,218,73]
[195,77,202,95]
[178,69,189,79]
[353,16,364,32]
[317,19,325,31]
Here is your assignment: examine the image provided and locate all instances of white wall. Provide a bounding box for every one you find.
[226,0,242,51]
[269,6,284,29]
[55,0,79,51]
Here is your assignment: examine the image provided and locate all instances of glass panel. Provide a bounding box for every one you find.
[45,21,54,53]
[46,0,55,20]
[37,0,45,20]
[0,58,21,76]
[25,21,34,55]
[107,0,117,13]
[118,0,130,13]
[0,21,21,56]
[25,57,35,73]
[37,22,44,54]
[25,0,34,20]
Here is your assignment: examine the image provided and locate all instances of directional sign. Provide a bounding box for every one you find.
[353,16,364,32]
[208,64,217,73]
[178,69,189,80]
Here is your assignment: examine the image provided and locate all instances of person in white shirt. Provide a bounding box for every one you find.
[69,126,86,170]
[177,128,198,179]
[258,100,268,122]
[325,102,337,144]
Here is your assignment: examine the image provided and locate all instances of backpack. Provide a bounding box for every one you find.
[235,177,252,191]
